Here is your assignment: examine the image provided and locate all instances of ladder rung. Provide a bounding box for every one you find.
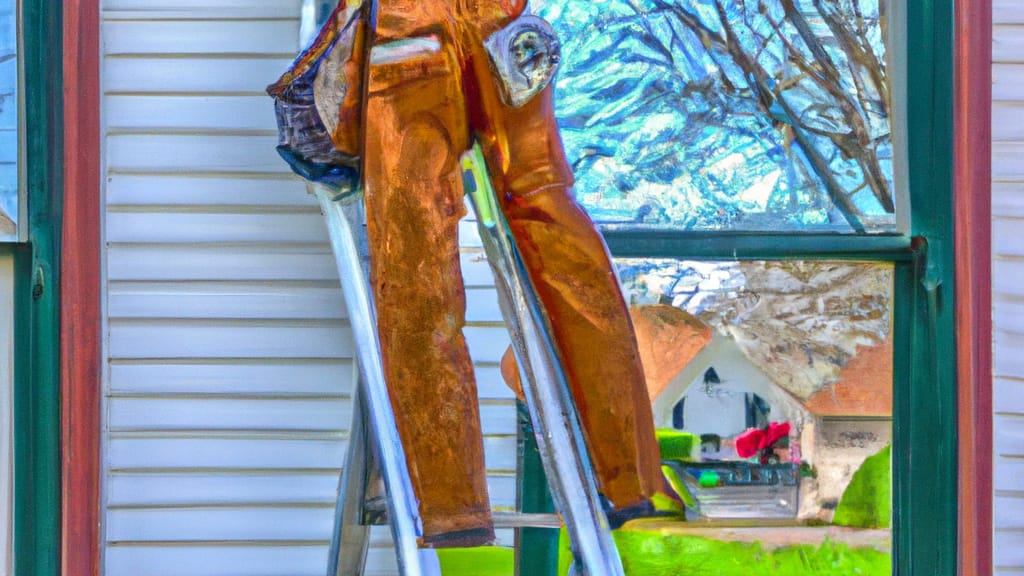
[493,512,563,529]
[361,508,563,529]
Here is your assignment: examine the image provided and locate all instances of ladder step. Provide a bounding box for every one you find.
[361,507,563,529]
[494,512,563,529]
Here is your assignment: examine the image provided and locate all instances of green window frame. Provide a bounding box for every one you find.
[11,0,62,574]
[521,1,959,574]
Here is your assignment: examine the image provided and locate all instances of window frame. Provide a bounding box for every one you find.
[521,1,963,574]
[12,0,62,574]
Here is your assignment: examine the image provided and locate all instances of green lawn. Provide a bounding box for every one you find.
[436,529,890,575]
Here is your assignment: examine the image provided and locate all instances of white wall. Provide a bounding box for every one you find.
[99,2,516,574]
[992,1,1024,573]
[0,254,12,575]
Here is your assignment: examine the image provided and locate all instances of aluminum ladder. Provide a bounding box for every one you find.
[313,143,625,575]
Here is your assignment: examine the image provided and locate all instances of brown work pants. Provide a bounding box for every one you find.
[362,4,662,545]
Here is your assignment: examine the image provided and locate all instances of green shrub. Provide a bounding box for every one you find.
[656,429,699,462]
[833,444,892,529]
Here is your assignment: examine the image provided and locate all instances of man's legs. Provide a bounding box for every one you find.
[362,46,494,546]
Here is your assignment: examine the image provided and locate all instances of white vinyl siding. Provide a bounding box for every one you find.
[100,2,516,574]
[993,1,1024,574]
[0,255,12,575]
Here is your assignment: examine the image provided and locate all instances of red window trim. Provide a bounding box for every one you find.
[954,0,993,574]
[62,0,102,575]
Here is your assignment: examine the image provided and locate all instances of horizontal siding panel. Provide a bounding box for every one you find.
[995,456,1024,493]
[993,25,1024,63]
[995,0,1024,24]
[105,96,279,132]
[108,320,354,359]
[106,469,516,509]
[467,288,504,323]
[108,397,352,432]
[994,143,1024,180]
[995,415,1024,458]
[109,362,354,396]
[995,329,1024,379]
[107,506,334,542]
[104,57,291,93]
[464,326,512,364]
[995,258,1024,298]
[102,0,301,17]
[994,63,1024,101]
[108,245,336,282]
[104,20,298,55]
[994,218,1024,258]
[104,544,330,576]
[994,182,1024,217]
[106,212,325,244]
[995,298,1024,339]
[995,494,1024,529]
[993,103,1024,142]
[995,378,1024,415]
[108,283,347,320]
[106,174,312,206]
[108,396,515,435]
[107,134,286,174]
[474,365,516,400]
[108,472,337,505]
[108,436,346,470]
[995,531,1024,568]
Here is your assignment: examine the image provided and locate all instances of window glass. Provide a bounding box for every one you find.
[537,0,895,234]
[0,0,16,241]
[618,259,892,571]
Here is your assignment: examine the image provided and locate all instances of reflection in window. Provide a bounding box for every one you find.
[623,260,892,571]
[537,0,894,233]
[0,0,15,240]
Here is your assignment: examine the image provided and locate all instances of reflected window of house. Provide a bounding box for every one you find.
[624,259,893,557]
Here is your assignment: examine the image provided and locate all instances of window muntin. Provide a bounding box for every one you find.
[536,0,896,234]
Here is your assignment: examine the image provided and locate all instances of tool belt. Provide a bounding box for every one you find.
[267,1,562,190]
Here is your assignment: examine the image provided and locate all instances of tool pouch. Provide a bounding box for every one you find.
[267,1,372,189]
[484,13,561,108]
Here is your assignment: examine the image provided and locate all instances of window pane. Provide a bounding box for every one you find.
[538,0,896,234]
[0,0,16,241]
[620,259,892,572]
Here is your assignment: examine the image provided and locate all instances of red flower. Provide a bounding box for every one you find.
[735,428,764,458]
[762,422,791,448]
[735,422,791,459]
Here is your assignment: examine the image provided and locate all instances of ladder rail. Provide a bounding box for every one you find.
[315,186,440,576]
[328,375,370,576]
[463,146,626,576]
